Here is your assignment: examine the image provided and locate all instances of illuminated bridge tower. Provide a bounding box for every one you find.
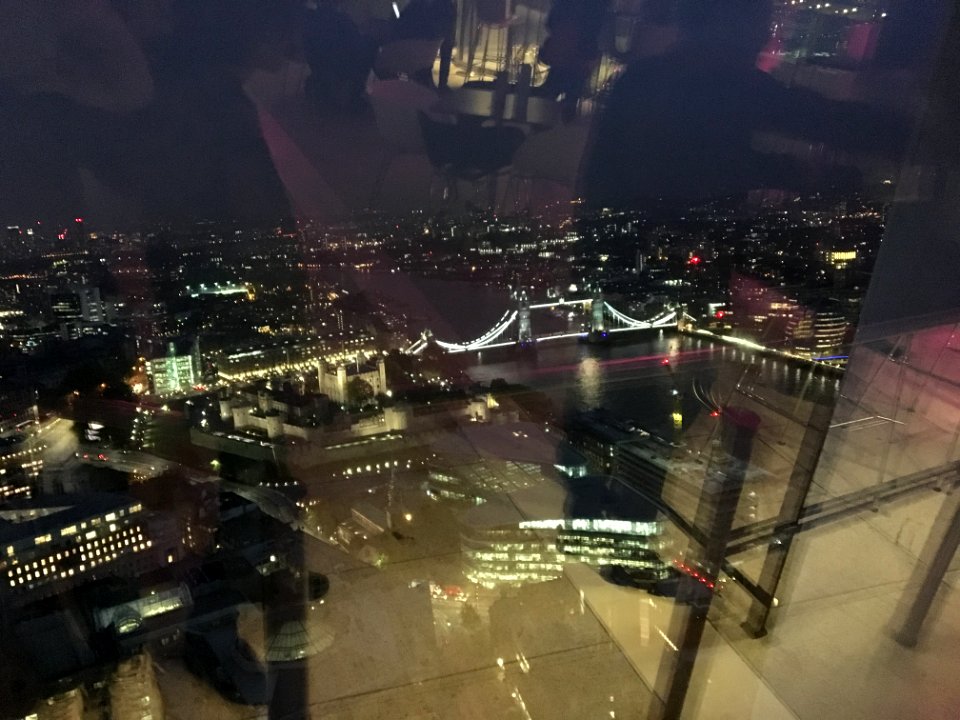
[587,287,609,343]
[517,290,534,349]
[677,302,692,331]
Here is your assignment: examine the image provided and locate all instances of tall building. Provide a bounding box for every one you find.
[4,226,25,260]
[49,286,107,324]
[786,304,848,358]
[49,292,82,323]
[67,217,86,249]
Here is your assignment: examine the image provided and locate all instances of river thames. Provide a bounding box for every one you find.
[468,332,838,435]
[351,271,838,436]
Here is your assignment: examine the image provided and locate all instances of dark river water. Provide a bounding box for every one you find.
[468,333,837,434]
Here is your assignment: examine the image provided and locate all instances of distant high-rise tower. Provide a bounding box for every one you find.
[5,226,23,259]
[66,217,86,248]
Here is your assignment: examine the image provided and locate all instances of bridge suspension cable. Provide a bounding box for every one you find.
[433,310,519,353]
[603,302,679,330]
[409,300,689,354]
[604,301,651,328]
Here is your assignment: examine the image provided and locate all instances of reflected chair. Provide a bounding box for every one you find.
[367,78,439,203]
[418,111,525,206]
[503,119,592,211]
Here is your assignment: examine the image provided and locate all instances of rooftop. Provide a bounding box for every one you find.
[0,493,140,545]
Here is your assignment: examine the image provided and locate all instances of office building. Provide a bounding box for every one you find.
[0,494,177,608]
[146,339,201,396]
[786,305,848,358]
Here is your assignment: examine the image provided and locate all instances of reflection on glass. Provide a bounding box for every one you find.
[0,1,958,719]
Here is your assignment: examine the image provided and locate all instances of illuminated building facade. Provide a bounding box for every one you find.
[786,305,848,358]
[94,583,192,636]
[460,486,671,589]
[215,337,376,381]
[827,249,858,269]
[0,475,31,503]
[146,339,201,395]
[0,494,176,608]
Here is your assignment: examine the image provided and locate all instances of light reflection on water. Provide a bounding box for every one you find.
[468,334,834,435]
[576,357,603,409]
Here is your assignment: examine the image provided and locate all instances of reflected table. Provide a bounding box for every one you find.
[441,86,560,127]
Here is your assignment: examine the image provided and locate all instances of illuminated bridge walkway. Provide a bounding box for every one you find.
[405,290,694,355]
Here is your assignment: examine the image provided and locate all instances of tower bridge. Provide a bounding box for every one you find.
[405,291,694,355]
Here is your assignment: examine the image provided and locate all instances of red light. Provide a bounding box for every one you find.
[688,256,701,265]
[97,453,105,460]
[709,410,720,418]
[661,358,670,366]
[74,217,83,223]
[715,310,725,319]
